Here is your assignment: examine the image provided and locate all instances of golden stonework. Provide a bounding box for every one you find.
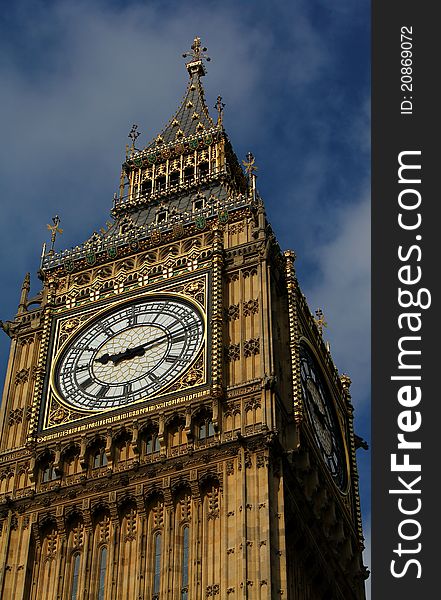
[0,36,366,600]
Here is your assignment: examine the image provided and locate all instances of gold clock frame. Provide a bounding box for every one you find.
[41,274,210,432]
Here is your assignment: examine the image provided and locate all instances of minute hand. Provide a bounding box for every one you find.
[129,321,199,354]
[95,322,199,366]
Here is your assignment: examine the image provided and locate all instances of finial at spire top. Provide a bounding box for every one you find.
[47,215,63,255]
[182,36,211,77]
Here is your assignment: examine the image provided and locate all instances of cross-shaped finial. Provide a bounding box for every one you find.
[182,36,211,63]
[314,308,327,335]
[128,124,140,149]
[242,152,258,176]
[47,215,63,254]
[182,37,210,76]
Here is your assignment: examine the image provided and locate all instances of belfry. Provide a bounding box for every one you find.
[0,38,367,599]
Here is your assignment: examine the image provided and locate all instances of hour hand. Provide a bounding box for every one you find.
[112,346,145,365]
[95,352,112,365]
[95,346,145,366]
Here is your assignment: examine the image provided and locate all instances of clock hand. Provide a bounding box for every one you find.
[95,349,131,365]
[112,346,145,366]
[311,399,327,426]
[94,322,199,366]
[134,321,200,351]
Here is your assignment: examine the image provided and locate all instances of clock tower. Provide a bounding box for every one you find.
[0,38,367,599]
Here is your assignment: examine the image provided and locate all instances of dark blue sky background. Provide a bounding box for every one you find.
[0,0,370,590]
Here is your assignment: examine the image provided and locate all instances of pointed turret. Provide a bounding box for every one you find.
[142,37,215,149]
[40,36,251,274]
[17,272,30,314]
[113,36,247,217]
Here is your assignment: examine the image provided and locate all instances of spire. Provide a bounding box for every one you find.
[141,37,216,152]
[17,272,30,314]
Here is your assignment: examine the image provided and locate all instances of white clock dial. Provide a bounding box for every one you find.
[55,296,204,411]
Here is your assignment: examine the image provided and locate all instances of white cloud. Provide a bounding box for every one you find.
[304,188,371,406]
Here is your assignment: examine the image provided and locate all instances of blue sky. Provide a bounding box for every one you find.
[0,0,370,590]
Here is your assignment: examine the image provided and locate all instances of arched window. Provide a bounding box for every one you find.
[184,166,194,182]
[198,418,215,441]
[115,431,132,464]
[92,448,107,469]
[169,171,180,187]
[156,209,168,224]
[145,431,160,456]
[41,463,58,483]
[63,446,81,478]
[181,526,189,600]
[168,419,187,450]
[98,546,107,600]
[153,533,162,596]
[155,175,166,191]
[198,162,209,178]
[70,553,81,600]
[141,180,152,195]
[193,196,204,211]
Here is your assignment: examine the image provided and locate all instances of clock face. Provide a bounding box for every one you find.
[54,296,205,412]
[299,344,347,491]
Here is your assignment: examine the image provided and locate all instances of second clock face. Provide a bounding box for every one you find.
[299,344,347,491]
[55,296,204,411]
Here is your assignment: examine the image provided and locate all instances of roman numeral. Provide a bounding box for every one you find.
[97,385,110,399]
[127,305,138,326]
[98,323,114,337]
[164,354,179,363]
[79,377,93,391]
[172,334,186,343]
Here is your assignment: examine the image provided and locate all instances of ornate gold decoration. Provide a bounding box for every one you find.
[243,299,259,317]
[226,304,240,321]
[58,314,90,346]
[182,36,211,67]
[170,278,205,307]
[14,368,30,385]
[243,338,260,357]
[47,216,63,255]
[242,152,257,176]
[128,124,140,154]
[226,344,240,362]
[284,250,303,425]
[150,229,162,245]
[123,507,137,542]
[314,308,327,334]
[160,352,205,396]
[8,407,24,426]
[215,96,225,125]
[47,397,87,428]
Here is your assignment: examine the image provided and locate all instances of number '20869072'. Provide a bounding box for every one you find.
[400,26,413,115]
